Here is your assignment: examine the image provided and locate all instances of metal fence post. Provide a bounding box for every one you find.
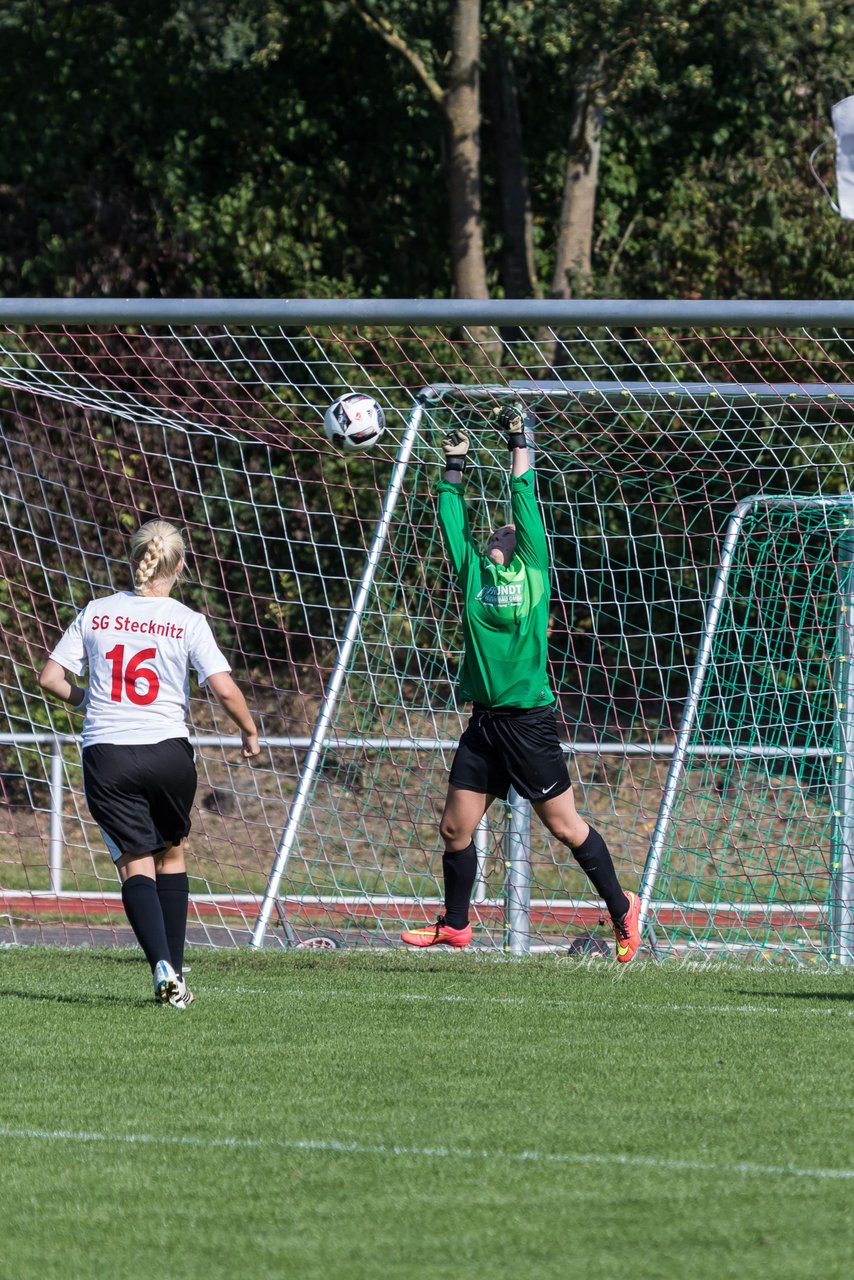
[49,739,64,893]
[473,814,489,905]
[500,406,536,954]
[830,509,854,965]
[504,788,531,954]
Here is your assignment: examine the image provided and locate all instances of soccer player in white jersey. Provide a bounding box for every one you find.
[37,520,261,1008]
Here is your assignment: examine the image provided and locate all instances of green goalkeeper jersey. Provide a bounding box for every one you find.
[437,469,554,709]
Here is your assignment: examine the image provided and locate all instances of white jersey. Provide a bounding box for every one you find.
[50,591,231,747]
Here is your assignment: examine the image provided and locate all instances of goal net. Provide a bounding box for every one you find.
[1,305,852,964]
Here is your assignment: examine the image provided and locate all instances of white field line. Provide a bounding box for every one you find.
[0,1124,849,1182]
[200,984,854,1019]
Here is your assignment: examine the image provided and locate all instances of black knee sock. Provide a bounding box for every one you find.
[572,827,629,920]
[442,842,477,928]
[156,871,189,978]
[121,874,171,972]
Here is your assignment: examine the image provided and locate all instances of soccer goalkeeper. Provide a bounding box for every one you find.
[401,406,641,961]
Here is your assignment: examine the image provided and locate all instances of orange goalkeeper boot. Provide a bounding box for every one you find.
[611,890,641,963]
[401,914,473,949]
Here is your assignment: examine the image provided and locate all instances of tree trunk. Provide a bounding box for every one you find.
[445,0,489,300]
[488,40,539,300]
[445,0,500,362]
[550,57,605,300]
[348,0,498,360]
[537,57,605,370]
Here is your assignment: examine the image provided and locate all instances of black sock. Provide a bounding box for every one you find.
[572,827,629,920]
[121,874,171,972]
[442,842,477,928]
[156,871,189,978]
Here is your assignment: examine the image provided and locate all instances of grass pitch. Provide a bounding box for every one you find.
[0,947,851,1280]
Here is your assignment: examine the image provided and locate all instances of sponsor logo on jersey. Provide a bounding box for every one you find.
[476,582,524,608]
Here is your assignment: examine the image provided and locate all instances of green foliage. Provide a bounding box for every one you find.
[593,0,854,298]
[2,0,852,302]
[0,0,447,298]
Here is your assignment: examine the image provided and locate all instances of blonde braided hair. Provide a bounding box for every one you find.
[130,520,185,594]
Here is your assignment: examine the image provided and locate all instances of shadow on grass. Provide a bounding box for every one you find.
[0,987,150,1009]
[81,952,148,967]
[737,989,854,1004]
[271,951,505,977]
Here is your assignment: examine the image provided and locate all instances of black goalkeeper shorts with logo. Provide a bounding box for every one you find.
[448,705,571,803]
[82,737,197,861]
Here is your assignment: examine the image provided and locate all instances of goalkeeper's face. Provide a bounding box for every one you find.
[486,524,516,565]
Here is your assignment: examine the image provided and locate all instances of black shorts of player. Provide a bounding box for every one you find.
[82,737,197,862]
[448,705,571,804]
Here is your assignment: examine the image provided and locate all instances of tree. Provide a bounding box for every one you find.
[347,0,679,310]
[0,0,448,298]
[2,0,853,308]
[349,0,490,300]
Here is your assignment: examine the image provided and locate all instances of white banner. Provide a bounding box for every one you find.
[832,95,854,220]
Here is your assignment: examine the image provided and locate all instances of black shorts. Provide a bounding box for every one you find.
[82,737,197,861]
[448,705,571,803]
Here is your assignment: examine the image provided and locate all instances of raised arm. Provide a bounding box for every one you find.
[441,426,469,486]
[495,403,531,476]
[436,429,478,581]
[495,404,549,569]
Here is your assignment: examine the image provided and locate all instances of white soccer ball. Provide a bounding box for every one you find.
[323,392,386,451]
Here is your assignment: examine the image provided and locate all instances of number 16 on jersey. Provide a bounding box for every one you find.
[104,645,161,704]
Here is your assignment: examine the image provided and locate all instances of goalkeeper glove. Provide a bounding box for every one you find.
[495,404,528,451]
[441,428,469,474]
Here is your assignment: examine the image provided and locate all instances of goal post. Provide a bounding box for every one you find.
[2,299,854,965]
[249,398,427,947]
[638,491,854,965]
